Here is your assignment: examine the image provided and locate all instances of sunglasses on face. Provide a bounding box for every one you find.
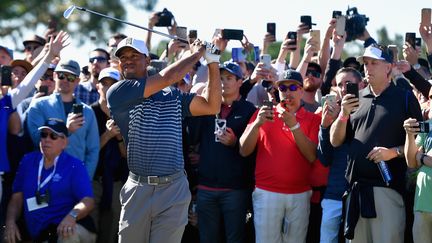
[40,131,64,140]
[278,83,301,92]
[306,70,321,78]
[57,73,77,82]
[89,56,108,63]
[41,74,54,81]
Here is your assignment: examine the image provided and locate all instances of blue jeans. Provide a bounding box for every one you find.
[197,188,250,243]
[320,199,343,243]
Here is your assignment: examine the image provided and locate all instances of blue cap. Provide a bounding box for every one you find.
[0,45,13,59]
[38,118,68,137]
[219,61,243,79]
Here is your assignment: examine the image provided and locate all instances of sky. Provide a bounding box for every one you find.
[4,0,432,67]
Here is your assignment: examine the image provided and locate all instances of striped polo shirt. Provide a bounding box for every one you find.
[107,78,195,176]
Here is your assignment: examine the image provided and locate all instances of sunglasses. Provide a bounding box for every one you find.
[57,73,77,82]
[306,70,321,78]
[89,56,108,63]
[41,74,54,81]
[278,83,301,92]
[40,131,64,140]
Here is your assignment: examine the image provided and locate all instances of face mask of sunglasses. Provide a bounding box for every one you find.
[57,73,76,82]
[306,70,321,78]
[278,84,300,92]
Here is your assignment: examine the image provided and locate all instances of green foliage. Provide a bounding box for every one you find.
[0,0,156,50]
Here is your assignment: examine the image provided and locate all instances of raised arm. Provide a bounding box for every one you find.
[403,118,421,168]
[144,40,206,98]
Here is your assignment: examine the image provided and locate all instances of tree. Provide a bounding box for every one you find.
[0,0,157,50]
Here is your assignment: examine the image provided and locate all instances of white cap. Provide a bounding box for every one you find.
[98,67,121,82]
[114,37,149,57]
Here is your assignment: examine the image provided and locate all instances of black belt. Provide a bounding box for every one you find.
[129,170,185,185]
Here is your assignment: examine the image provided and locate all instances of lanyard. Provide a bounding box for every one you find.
[37,156,59,191]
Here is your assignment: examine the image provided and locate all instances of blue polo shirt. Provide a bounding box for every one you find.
[13,151,93,238]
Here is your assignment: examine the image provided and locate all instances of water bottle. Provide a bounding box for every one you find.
[377,161,392,186]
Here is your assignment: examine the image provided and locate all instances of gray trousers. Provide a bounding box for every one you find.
[346,187,405,243]
[118,174,191,243]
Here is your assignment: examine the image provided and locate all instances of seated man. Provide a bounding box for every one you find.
[4,118,95,243]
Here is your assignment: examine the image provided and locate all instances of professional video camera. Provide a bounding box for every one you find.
[345,7,369,42]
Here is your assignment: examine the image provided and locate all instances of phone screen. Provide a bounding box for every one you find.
[405,32,416,48]
[221,29,244,40]
[287,31,297,50]
[332,10,342,18]
[1,66,12,86]
[267,23,276,42]
[72,104,83,114]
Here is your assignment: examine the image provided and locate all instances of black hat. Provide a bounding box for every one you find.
[23,35,46,47]
[276,69,303,86]
[38,118,68,137]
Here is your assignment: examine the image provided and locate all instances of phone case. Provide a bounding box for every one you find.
[346,82,359,98]
[260,54,272,69]
[405,33,416,48]
[310,30,321,52]
[267,23,276,41]
[422,8,431,25]
[214,118,227,142]
[335,16,346,36]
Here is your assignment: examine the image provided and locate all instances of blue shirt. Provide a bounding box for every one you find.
[74,82,99,105]
[0,95,13,172]
[26,93,100,178]
[107,78,195,176]
[13,151,93,238]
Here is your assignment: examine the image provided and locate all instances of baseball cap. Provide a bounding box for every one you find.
[54,59,80,76]
[98,67,121,82]
[10,59,33,73]
[38,118,68,137]
[357,44,393,64]
[219,61,243,79]
[307,62,322,74]
[115,37,149,58]
[276,69,303,86]
[0,45,13,59]
[343,57,361,69]
[23,35,46,47]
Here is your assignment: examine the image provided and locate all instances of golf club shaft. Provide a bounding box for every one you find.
[75,6,188,43]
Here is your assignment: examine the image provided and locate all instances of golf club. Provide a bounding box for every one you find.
[63,5,188,43]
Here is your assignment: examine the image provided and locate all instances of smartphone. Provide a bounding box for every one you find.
[263,99,273,109]
[176,26,188,40]
[332,10,342,18]
[287,31,297,50]
[321,94,337,106]
[71,103,83,114]
[267,22,276,42]
[231,47,245,62]
[346,81,359,98]
[1,65,12,86]
[39,85,48,96]
[214,118,227,142]
[310,29,321,53]
[415,38,422,48]
[260,54,272,69]
[419,121,430,133]
[221,29,244,40]
[188,30,197,39]
[335,16,346,36]
[405,32,416,48]
[388,45,398,63]
[300,15,312,30]
[421,8,431,25]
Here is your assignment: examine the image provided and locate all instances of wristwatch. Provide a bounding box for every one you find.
[69,210,78,220]
[413,63,421,70]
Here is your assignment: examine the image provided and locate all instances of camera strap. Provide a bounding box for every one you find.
[37,156,59,191]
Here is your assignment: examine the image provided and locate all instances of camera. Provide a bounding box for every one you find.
[155,8,174,27]
[345,7,369,42]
